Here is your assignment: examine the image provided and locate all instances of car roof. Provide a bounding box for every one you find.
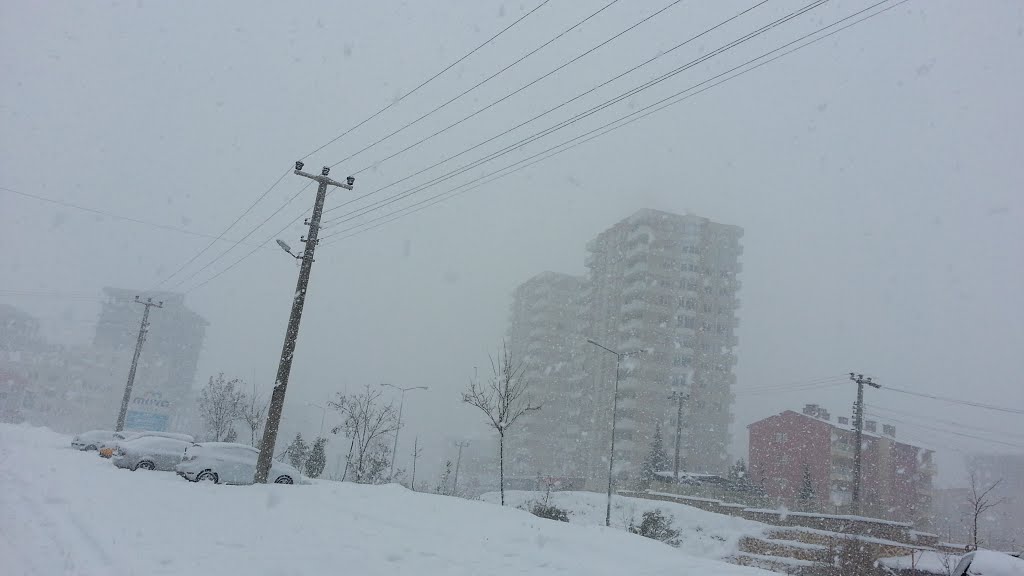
[953,550,1024,576]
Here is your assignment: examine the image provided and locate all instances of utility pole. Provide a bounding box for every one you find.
[381,383,428,481]
[668,388,688,482]
[453,440,470,493]
[410,436,422,491]
[254,162,354,484]
[849,372,879,514]
[115,296,163,431]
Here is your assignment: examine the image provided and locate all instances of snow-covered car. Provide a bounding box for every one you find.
[111,436,192,472]
[98,430,195,458]
[176,442,302,485]
[951,550,1024,576]
[71,430,118,451]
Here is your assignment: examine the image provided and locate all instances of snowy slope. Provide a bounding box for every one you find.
[483,489,769,560]
[0,424,780,575]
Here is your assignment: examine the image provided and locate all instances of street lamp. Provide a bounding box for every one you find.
[306,402,327,438]
[587,338,645,527]
[380,383,428,481]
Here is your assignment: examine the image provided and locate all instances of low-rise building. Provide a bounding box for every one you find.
[748,404,935,527]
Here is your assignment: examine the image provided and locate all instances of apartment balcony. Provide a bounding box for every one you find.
[830,468,854,482]
[621,300,646,315]
[831,443,854,459]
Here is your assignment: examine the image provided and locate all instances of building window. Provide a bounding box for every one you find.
[774,432,788,443]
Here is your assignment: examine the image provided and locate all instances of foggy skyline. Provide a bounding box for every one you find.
[3,0,1023,487]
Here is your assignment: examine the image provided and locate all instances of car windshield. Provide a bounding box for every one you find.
[3,2,1023,574]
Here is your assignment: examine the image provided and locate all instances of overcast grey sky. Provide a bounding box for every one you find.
[2,0,1022,484]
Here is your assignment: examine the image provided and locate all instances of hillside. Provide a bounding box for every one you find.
[0,424,779,575]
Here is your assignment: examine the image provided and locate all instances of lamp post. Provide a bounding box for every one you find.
[587,338,645,527]
[380,383,428,481]
[306,402,327,438]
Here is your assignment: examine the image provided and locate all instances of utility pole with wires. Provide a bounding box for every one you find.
[453,440,470,494]
[849,372,880,514]
[668,388,688,482]
[254,162,354,484]
[115,296,163,432]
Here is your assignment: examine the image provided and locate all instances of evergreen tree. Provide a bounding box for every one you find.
[640,422,671,489]
[729,458,748,483]
[798,462,816,510]
[287,433,310,471]
[305,437,328,478]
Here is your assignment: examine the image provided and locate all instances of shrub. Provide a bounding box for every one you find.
[530,501,570,522]
[628,509,681,547]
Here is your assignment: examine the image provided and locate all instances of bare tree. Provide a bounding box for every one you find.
[242,382,267,447]
[329,384,400,484]
[198,373,247,442]
[967,469,1005,550]
[462,342,540,506]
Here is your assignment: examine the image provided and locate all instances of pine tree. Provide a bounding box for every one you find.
[305,437,327,478]
[287,433,309,471]
[729,458,748,484]
[798,462,816,511]
[640,422,671,489]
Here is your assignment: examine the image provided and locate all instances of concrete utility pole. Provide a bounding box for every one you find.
[453,440,470,493]
[115,296,163,431]
[587,338,645,527]
[849,372,880,514]
[381,383,428,481]
[668,388,688,482]
[254,162,354,484]
[410,436,422,491]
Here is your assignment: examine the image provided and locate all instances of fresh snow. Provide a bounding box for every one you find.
[0,424,780,575]
[481,489,769,561]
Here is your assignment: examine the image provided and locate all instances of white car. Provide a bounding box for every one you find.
[71,430,118,451]
[952,550,1024,576]
[111,436,192,472]
[176,442,302,485]
[98,430,195,458]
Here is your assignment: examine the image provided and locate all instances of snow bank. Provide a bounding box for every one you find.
[0,424,778,575]
[480,489,768,561]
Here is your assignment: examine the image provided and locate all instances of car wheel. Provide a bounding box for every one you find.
[86,444,97,451]
[136,461,155,471]
[196,470,218,483]
[274,475,293,484]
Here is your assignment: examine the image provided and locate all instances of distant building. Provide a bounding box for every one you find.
[964,452,1024,551]
[748,405,936,527]
[582,209,743,481]
[504,209,744,488]
[506,272,586,480]
[93,288,207,432]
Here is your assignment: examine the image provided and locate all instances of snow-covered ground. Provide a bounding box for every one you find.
[481,489,769,560]
[0,424,780,575]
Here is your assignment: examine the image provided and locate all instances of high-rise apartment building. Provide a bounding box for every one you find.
[506,272,586,480]
[94,288,207,431]
[505,209,743,486]
[583,209,743,480]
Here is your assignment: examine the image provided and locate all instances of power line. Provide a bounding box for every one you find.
[147,168,292,291]
[866,403,1024,441]
[300,0,553,161]
[185,0,901,292]
[864,411,1024,451]
[341,0,690,177]
[320,0,770,222]
[318,0,898,246]
[0,186,268,248]
[326,0,625,171]
[319,0,827,230]
[881,385,1024,416]
[151,1,552,291]
[167,181,313,291]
